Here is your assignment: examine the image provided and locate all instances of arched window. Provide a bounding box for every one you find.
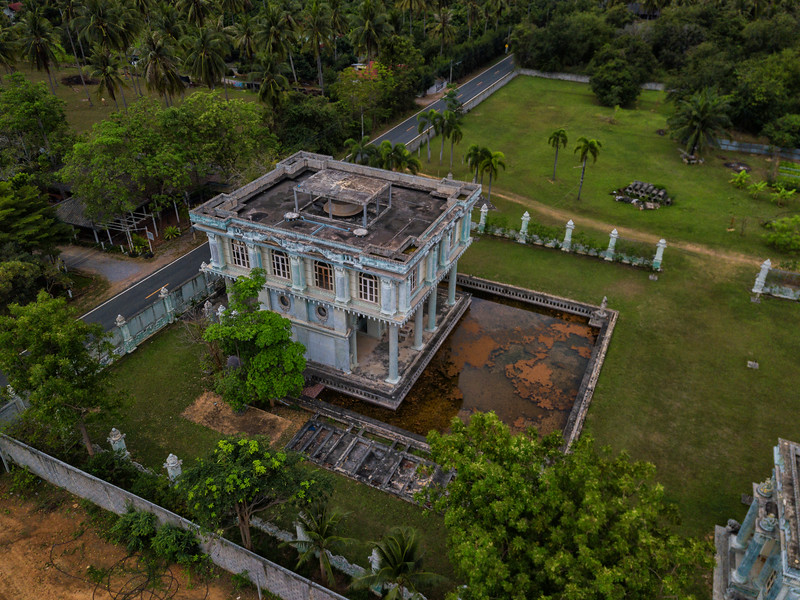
[358,273,378,303]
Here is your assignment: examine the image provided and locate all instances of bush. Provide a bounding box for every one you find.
[590,58,641,108]
[151,524,201,565]
[110,508,158,552]
[764,215,800,253]
[163,226,181,241]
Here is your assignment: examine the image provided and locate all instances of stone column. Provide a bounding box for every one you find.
[386,324,400,384]
[115,314,136,354]
[246,242,262,269]
[207,233,223,268]
[653,239,667,270]
[426,290,437,332]
[398,279,411,313]
[518,211,530,243]
[107,428,128,456]
[203,300,214,320]
[605,228,619,261]
[733,500,759,550]
[732,533,768,585]
[447,261,458,306]
[163,454,183,482]
[755,554,780,589]
[478,204,488,233]
[290,255,305,291]
[440,233,450,266]
[413,305,424,350]
[427,245,439,281]
[380,278,397,316]
[335,267,350,303]
[159,286,174,324]
[562,219,575,252]
[752,259,772,295]
[461,212,472,242]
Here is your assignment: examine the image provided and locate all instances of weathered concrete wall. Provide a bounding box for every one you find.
[517,68,664,90]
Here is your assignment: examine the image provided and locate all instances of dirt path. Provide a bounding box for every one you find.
[492,189,762,268]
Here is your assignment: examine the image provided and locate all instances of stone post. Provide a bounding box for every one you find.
[752,259,772,295]
[216,304,227,322]
[653,239,667,270]
[447,261,458,306]
[115,314,136,354]
[413,306,424,350]
[203,300,214,321]
[732,533,768,585]
[733,499,760,550]
[478,204,488,233]
[334,267,350,304]
[163,453,183,482]
[159,286,175,324]
[207,233,223,269]
[386,324,400,384]
[518,211,530,243]
[605,228,619,261]
[107,428,128,456]
[562,219,575,252]
[461,212,471,242]
[380,278,397,316]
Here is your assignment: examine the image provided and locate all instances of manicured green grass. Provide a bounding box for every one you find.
[461,236,800,537]
[422,76,794,258]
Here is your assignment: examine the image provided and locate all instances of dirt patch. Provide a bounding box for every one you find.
[0,480,258,600]
[725,161,751,173]
[182,391,298,443]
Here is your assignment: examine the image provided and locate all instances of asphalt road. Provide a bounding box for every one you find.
[80,242,210,331]
[373,54,516,147]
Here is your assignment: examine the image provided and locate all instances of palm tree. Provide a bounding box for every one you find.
[350,0,393,60]
[574,137,601,201]
[258,2,299,84]
[465,0,481,39]
[378,141,422,173]
[139,29,184,106]
[395,0,424,37]
[667,88,732,157]
[480,150,506,203]
[431,110,445,163]
[17,9,60,93]
[303,0,332,93]
[177,0,211,28]
[182,27,228,98]
[465,144,490,183]
[153,3,185,42]
[439,109,460,165]
[344,135,378,165]
[0,20,19,74]
[252,52,289,110]
[417,109,438,162]
[351,527,443,600]
[286,501,354,587]
[230,13,258,65]
[75,0,126,53]
[547,128,568,181]
[447,116,463,172]
[87,45,127,110]
[431,8,455,56]
[329,0,348,60]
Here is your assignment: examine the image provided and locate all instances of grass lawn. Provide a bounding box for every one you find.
[421,76,796,259]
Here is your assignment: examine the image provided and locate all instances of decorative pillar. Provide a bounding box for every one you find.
[386,324,400,384]
[290,256,305,291]
[461,213,472,242]
[398,280,411,313]
[115,314,136,354]
[605,228,619,261]
[426,290,437,332]
[447,261,458,306]
[380,278,397,316]
[653,239,667,270]
[246,242,262,269]
[518,211,530,243]
[478,204,488,233]
[216,304,227,322]
[159,286,175,324]
[163,454,183,482]
[203,300,214,321]
[732,533,768,585]
[426,247,438,282]
[752,259,772,295]
[733,500,760,550]
[208,233,223,268]
[755,554,780,589]
[439,233,450,267]
[562,219,575,252]
[334,267,350,303]
[107,428,128,456]
[413,305,424,350]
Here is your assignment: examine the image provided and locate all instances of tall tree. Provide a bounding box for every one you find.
[302,0,332,93]
[668,88,732,156]
[0,292,114,456]
[480,149,505,203]
[447,115,463,172]
[182,26,228,98]
[574,136,601,200]
[180,436,318,550]
[425,412,713,600]
[0,20,18,73]
[350,0,393,60]
[344,135,378,165]
[465,143,490,183]
[439,109,460,166]
[75,0,127,53]
[257,2,299,83]
[229,13,258,65]
[377,140,421,173]
[396,0,425,37]
[431,8,455,56]
[177,0,211,28]
[17,9,61,93]
[139,29,184,106]
[87,45,127,110]
[57,5,92,105]
[417,108,438,162]
[252,52,289,111]
[547,127,568,181]
[0,179,71,259]
[328,0,348,60]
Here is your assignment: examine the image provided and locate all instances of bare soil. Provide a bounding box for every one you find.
[0,479,258,600]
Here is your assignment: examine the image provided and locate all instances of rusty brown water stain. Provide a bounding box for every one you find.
[323,296,597,438]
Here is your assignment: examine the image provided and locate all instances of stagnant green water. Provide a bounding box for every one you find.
[320,294,597,437]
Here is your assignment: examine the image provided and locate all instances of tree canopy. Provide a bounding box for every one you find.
[425,412,713,600]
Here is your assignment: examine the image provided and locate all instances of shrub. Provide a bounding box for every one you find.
[110,508,158,552]
[163,226,181,241]
[764,215,800,253]
[151,524,200,565]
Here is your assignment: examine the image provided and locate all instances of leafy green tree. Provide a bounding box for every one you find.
[424,412,714,600]
[351,527,443,599]
[302,0,332,94]
[203,268,306,411]
[668,88,732,156]
[770,184,796,208]
[589,57,640,108]
[574,136,601,201]
[547,128,567,181]
[0,292,114,456]
[257,2,299,84]
[729,169,751,189]
[17,9,61,93]
[287,499,355,586]
[762,114,800,149]
[479,149,505,203]
[438,109,461,166]
[180,436,317,550]
[0,179,70,258]
[396,0,425,37]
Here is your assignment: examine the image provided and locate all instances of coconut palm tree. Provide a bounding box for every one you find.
[447,116,463,172]
[344,135,378,165]
[395,0,424,37]
[177,0,211,28]
[302,0,332,93]
[230,13,258,65]
[378,141,422,173]
[574,137,601,201]
[329,0,348,60]
[351,527,443,600]
[17,9,60,93]
[465,0,481,39]
[431,110,445,163]
[75,0,126,53]
[286,500,354,587]
[182,26,227,97]
[547,127,568,181]
[416,108,438,162]
[251,52,289,110]
[153,3,185,42]
[0,20,19,74]
[466,144,491,183]
[667,88,732,157]
[350,0,393,60]
[431,8,455,56]
[258,2,299,84]
[480,149,505,203]
[139,29,184,106]
[87,45,127,110]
